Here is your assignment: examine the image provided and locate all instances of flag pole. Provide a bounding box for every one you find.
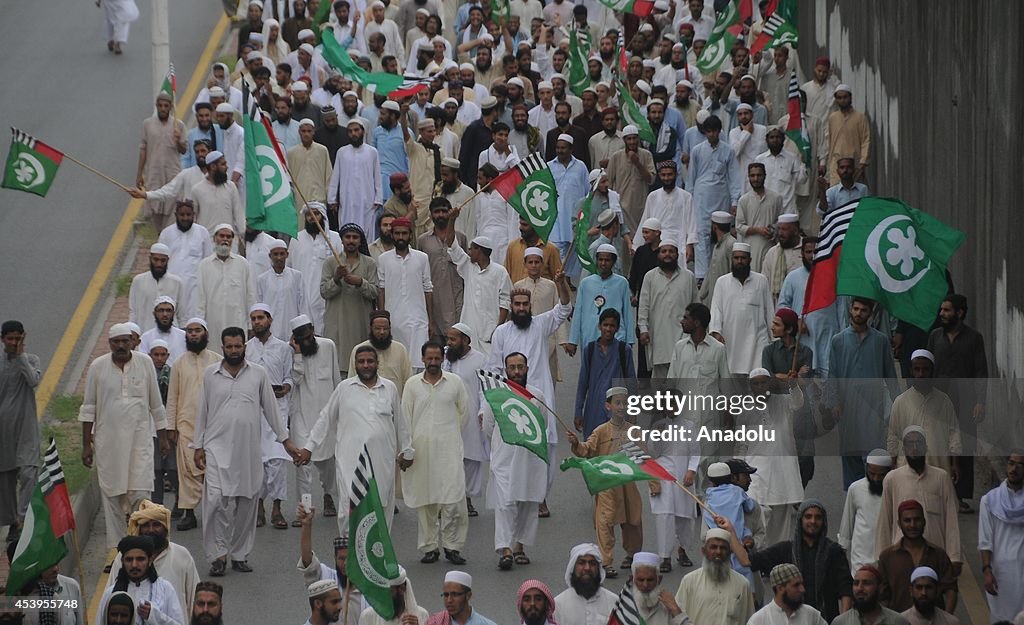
[59,152,133,192]
[341,576,352,625]
[453,179,492,213]
[671,480,716,517]
[528,392,576,438]
[278,155,344,266]
[70,529,89,625]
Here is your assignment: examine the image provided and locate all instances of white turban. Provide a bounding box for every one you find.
[564,543,604,587]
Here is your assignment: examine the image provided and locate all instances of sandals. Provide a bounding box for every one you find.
[498,554,514,570]
[604,566,619,579]
[660,558,672,573]
[513,551,530,565]
[271,513,289,529]
[620,556,633,569]
[467,499,478,517]
[538,501,550,518]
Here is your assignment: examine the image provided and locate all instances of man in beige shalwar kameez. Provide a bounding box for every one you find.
[138,94,188,231]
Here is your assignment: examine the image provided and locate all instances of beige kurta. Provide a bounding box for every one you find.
[406,136,442,236]
[195,253,256,345]
[190,178,246,237]
[885,386,962,474]
[637,267,698,367]
[606,147,656,234]
[347,340,412,397]
[400,372,468,507]
[418,230,466,340]
[140,115,187,221]
[761,243,802,303]
[78,353,167,496]
[166,349,221,508]
[675,568,756,625]
[514,276,568,381]
[825,108,871,184]
[287,141,332,226]
[875,464,961,562]
[320,254,379,372]
[735,189,784,272]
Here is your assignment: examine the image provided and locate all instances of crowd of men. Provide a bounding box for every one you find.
[2,0,1022,623]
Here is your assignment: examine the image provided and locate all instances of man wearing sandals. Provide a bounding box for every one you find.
[552,543,617,625]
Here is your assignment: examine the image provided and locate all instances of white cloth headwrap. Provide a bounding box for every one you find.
[564,543,604,587]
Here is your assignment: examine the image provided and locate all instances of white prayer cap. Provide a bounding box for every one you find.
[654,0,670,10]
[459,62,475,72]
[471,236,494,250]
[148,339,170,352]
[248,32,265,42]
[248,0,263,7]
[126,322,142,336]
[642,59,657,68]
[507,77,524,88]
[479,33,494,43]
[748,367,771,379]
[249,303,272,316]
[549,73,566,83]
[777,213,799,224]
[215,103,235,114]
[416,7,430,15]
[679,79,694,90]
[479,95,498,110]
[705,528,732,544]
[308,579,338,598]
[109,323,133,339]
[622,124,639,137]
[711,210,733,224]
[297,28,315,40]
[153,295,176,310]
[537,80,553,91]
[707,462,731,478]
[631,551,661,573]
[418,40,434,52]
[695,109,711,124]
[269,238,288,250]
[910,567,938,583]
[342,90,359,99]
[902,424,926,440]
[389,566,409,587]
[564,544,604,587]
[451,323,473,339]
[596,81,610,90]
[430,35,446,45]
[588,168,605,184]
[556,133,574,145]
[291,80,309,91]
[834,83,852,96]
[298,118,316,128]
[866,449,893,467]
[264,18,279,28]
[444,571,473,589]
[149,243,171,256]
[605,386,628,399]
[597,209,617,227]
[346,118,365,129]
[370,0,385,8]
[638,23,654,33]
[290,314,313,332]
[299,43,316,55]
[635,79,651,95]
[672,42,684,51]
[648,98,665,107]
[185,317,208,330]
[208,86,227,98]
[595,243,617,258]
[417,118,436,130]
[732,242,752,254]
[739,74,757,83]
[206,150,225,163]
[659,239,679,250]
[381,100,401,112]
[736,102,753,113]
[524,247,544,259]
[212,223,235,236]
[246,50,263,62]
[910,349,935,363]
[441,157,460,169]
[641,217,662,231]
[442,97,459,107]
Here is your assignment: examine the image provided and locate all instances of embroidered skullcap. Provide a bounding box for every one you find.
[418,118,435,129]
[595,243,617,257]
[898,499,924,515]
[777,213,799,224]
[441,158,460,169]
[711,210,732,224]
[308,579,339,598]
[748,367,771,379]
[381,100,400,112]
[705,528,732,544]
[732,242,751,254]
[391,217,413,229]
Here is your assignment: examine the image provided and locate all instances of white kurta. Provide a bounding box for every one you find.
[245,336,294,464]
[837,477,883,576]
[552,587,618,625]
[78,353,167,496]
[443,348,489,462]
[103,0,139,42]
[746,602,826,625]
[736,389,804,506]
[448,242,512,351]
[377,248,433,368]
[190,179,245,238]
[708,272,773,375]
[329,144,383,236]
[481,382,551,506]
[128,272,187,332]
[756,149,807,215]
[288,229,343,332]
[648,416,701,518]
[195,254,256,346]
[159,223,212,313]
[144,165,205,204]
[978,482,1024,622]
[106,543,200,620]
[191,361,288,497]
[637,267,698,367]
[632,188,698,251]
[98,578,182,625]
[473,190,517,265]
[728,125,768,193]
[290,337,340,461]
[140,327,186,365]
[400,372,468,507]
[245,232,280,280]
[256,267,306,340]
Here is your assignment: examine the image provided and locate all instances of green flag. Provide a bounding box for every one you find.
[574,185,598,275]
[347,446,401,619]
[560,453,665,495]
[160,63,176,102]
[490,0,510,24]
[321,27,405,94]
[477,370,548,462]
[244,101,298,236]
[616,81,654,144]
[567,28,591,97]
[750,13,798,55]
[311,0,333,43]
[2,128,64,197]
[837,197,965,331]
[490,153,560,244]
[697,0,742,73]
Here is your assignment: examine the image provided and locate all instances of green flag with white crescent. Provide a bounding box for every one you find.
[347,446,401,619]
[568,28,591,97]
[477,369,548,462]
[243,94,298,236]
[697,0,741,73]
[560,453,664,495]
[2,128,64,197]
[616,81,654,144]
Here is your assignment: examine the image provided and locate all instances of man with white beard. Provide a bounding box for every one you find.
[552,543,617,625]
[159,202,212,311]
[675,528,755,625]
[630,552,691,625]
[196,225,257,345]
[442,323,488,517]
[288,203,342,332]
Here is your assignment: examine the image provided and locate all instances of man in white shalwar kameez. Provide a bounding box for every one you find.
[648,410,701,573]
[637,240,697,379]
[159,203,212,313]
[79,323,168,550]
[256,240,306,340]
[328,119,383,237]
[377,217,434,370]
[129,243,187,331]
[358,566,429,625]
[289,315,341,518]
[979,451,1024,622]
[552,543,618,625]
[448,236,512,354]
[191,327,297,575]
[304,345,414,536]
[100,0,139,53]
[401,341,470,563]
[632,164,697,261]
[99,536,183,625]
[443,323,489,512]
[189,152,246,244]
[195,225,257,346]
[243,229,279,280]
[288,203,342,332]
[709,243,773,376]
[138,296,187,365]
[837,450,891,576]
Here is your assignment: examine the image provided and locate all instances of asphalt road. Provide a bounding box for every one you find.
[0,0,222,372]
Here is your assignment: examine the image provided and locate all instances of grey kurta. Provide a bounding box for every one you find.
[417,230,467,340]
[698,232,735,304]
[0,352,41,472]
[320,254,379,372]
[141,116,186,221]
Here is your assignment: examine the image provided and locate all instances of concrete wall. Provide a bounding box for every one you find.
[796,1,1024,397]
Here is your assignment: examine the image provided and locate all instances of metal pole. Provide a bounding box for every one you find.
[152,0,171,97]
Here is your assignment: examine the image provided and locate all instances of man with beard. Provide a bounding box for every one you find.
[458,95,499,187]
[192,327,297,576]
[321,224,378,376]
[99,536,184,625]
[839,452,893,576]
[633,163,696,264]
[629,553,690,625]
[816,156,870,218]
[139,297,187,363]
[978,452,1024,622]
[189,151,245,244]
[347,312,413,395]
[305,345,413,533]
[588,108,623,171]
[426,571,497,625]
[80,324,168,555]
[675,528,756,625]
[886,351,961,475]
[876,500,957,614]
[297,516,363,625]
[638,240,696,382]
[446,235,512,353]
[137,94,188,231]
[747,564,827,625]
[289,203,342,332]
[257,239,305,340]
[761,213,803,303]
[671,81,699,129]
[289,118,333,223]
[191,582,224,625]
[549,134,591,257]
[383,172,418,222]
[736,163,784,273]
[824,84,871,184]
[572,89,602,140]
[406,116,443,236]
[443,324,488,517]
[196,225,257,344]
[748,500,853,623]
[377,217,434,370]
[473,46,501,90]
[552,544,617,624]
[305,580,343,625]
[900,568,958,625]
[517,580,557,625]
[875,430,962,573]
[182,104,219,169]
[544,103,590,166]
[833,566,910,625]
[688,115,741,281]
[107,501,200,618]
[504,77,533,113]
[159,202,213,310]
[505,218,564,284]
[135,140,211,209]
[329,119,383,238]
[595,36,617,81]
[757,127,807,216]
[777,237,843,376]
[370,213,397,259]
[288,315,341,520]
[708,243,772,376]
[373,101,410,204]
[359,567,429,625]
[166,319,220,530]
[641,101,678,171]
[418,200,467,342]
[313,107,349,166]
[728,104,768,194]
[129,244,187,331]
[607,126,655,235]
[439,159,476,240]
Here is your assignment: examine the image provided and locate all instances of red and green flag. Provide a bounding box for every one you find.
[597,0,654,17]
[347,445,401,619]
[2,128,64,197]
[477,369,549,462]
[490,153,559,243]
[696,0,746,74]
[749,12,798,55]
[606,580,646,625]
[160,63,177,102]
[784,70,811,170]
[560,448,675,495]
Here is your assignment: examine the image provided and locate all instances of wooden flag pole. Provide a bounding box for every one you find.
[528,393,576,437]
[70,529,89,625]
[453,179,492,213]
[60,152,133,193]
[279,157,344,266]
[341,575,352,625]
[671,480,716,517]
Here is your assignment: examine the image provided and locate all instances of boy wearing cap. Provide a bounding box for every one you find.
[586,207,629,279]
